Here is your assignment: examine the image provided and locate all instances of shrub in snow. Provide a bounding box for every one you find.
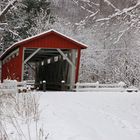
[0,92,42,140]
[118,81,126,88]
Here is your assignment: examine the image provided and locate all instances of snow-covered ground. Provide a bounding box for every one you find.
[39,91,140,140]
[2,91,140,140]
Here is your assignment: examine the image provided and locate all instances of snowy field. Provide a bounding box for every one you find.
[1,91,140,140]
[38,91,140,140]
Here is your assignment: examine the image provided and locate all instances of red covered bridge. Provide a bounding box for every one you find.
[0,29,87,90]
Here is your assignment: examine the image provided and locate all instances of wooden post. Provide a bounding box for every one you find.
[24,48,41,64]
[21,47,25,81]
[75,49,81,83]
[57,49,76,90]
[69,49,76,90]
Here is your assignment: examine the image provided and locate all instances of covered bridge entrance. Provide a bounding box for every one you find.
[0,30,87,90]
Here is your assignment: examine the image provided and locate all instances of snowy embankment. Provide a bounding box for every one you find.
[1,91,140,140]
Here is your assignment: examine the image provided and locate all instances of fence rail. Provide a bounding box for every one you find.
[0,80,126,93]
[0,80,35,94]
[75,82,126,92]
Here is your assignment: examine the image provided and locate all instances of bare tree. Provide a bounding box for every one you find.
[71,0,140,86]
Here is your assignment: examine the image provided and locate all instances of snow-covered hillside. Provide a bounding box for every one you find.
[1,91,140,140]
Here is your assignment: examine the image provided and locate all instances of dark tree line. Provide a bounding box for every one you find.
[0,0,54,52]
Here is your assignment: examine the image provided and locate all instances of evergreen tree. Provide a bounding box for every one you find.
[1,0,54,50]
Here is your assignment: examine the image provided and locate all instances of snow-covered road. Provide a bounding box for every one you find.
[38,91,140,140]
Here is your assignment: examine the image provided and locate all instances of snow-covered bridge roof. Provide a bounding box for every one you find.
[0,29,87,60]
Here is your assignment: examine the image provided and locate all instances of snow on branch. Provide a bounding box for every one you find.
[96,17,110,22]
[72,0,99,14]
[113,30,126,44]
[0,23,8,31]
[75,10,99,26]
[0,23,8,26]
[80,0,99,7]
[81,0,90,2]
[96,2,140,22]
[113,23,135,44]
[72,0,79,5]
[0,27,4,31]
[9,29,20,38]
[89,10,99,18]
[0,0,17,22]
[72,0,100,26]
[91,2,100,7]
[113,18,139,44]
[122,1,140,13]
[104,0,120,12]
[113,2,140,17]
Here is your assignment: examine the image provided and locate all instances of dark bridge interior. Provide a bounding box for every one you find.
[24,48,73,90]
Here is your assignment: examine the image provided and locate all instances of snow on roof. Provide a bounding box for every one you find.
[52,29,88,48]
[0,29,87,60]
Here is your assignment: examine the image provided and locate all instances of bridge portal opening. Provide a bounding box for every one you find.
[23,48,77,90]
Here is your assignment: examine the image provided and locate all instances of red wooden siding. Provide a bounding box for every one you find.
[1,47,23,81]
[23,33,82,49]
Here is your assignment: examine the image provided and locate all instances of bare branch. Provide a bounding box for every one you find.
[96,2,140,22]
[72,0,99,14]
[104,0,120,12]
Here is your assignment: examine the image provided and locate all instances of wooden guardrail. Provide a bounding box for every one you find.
[75,81,126,92]
[0,80,18,94]
[0,80,35,94]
